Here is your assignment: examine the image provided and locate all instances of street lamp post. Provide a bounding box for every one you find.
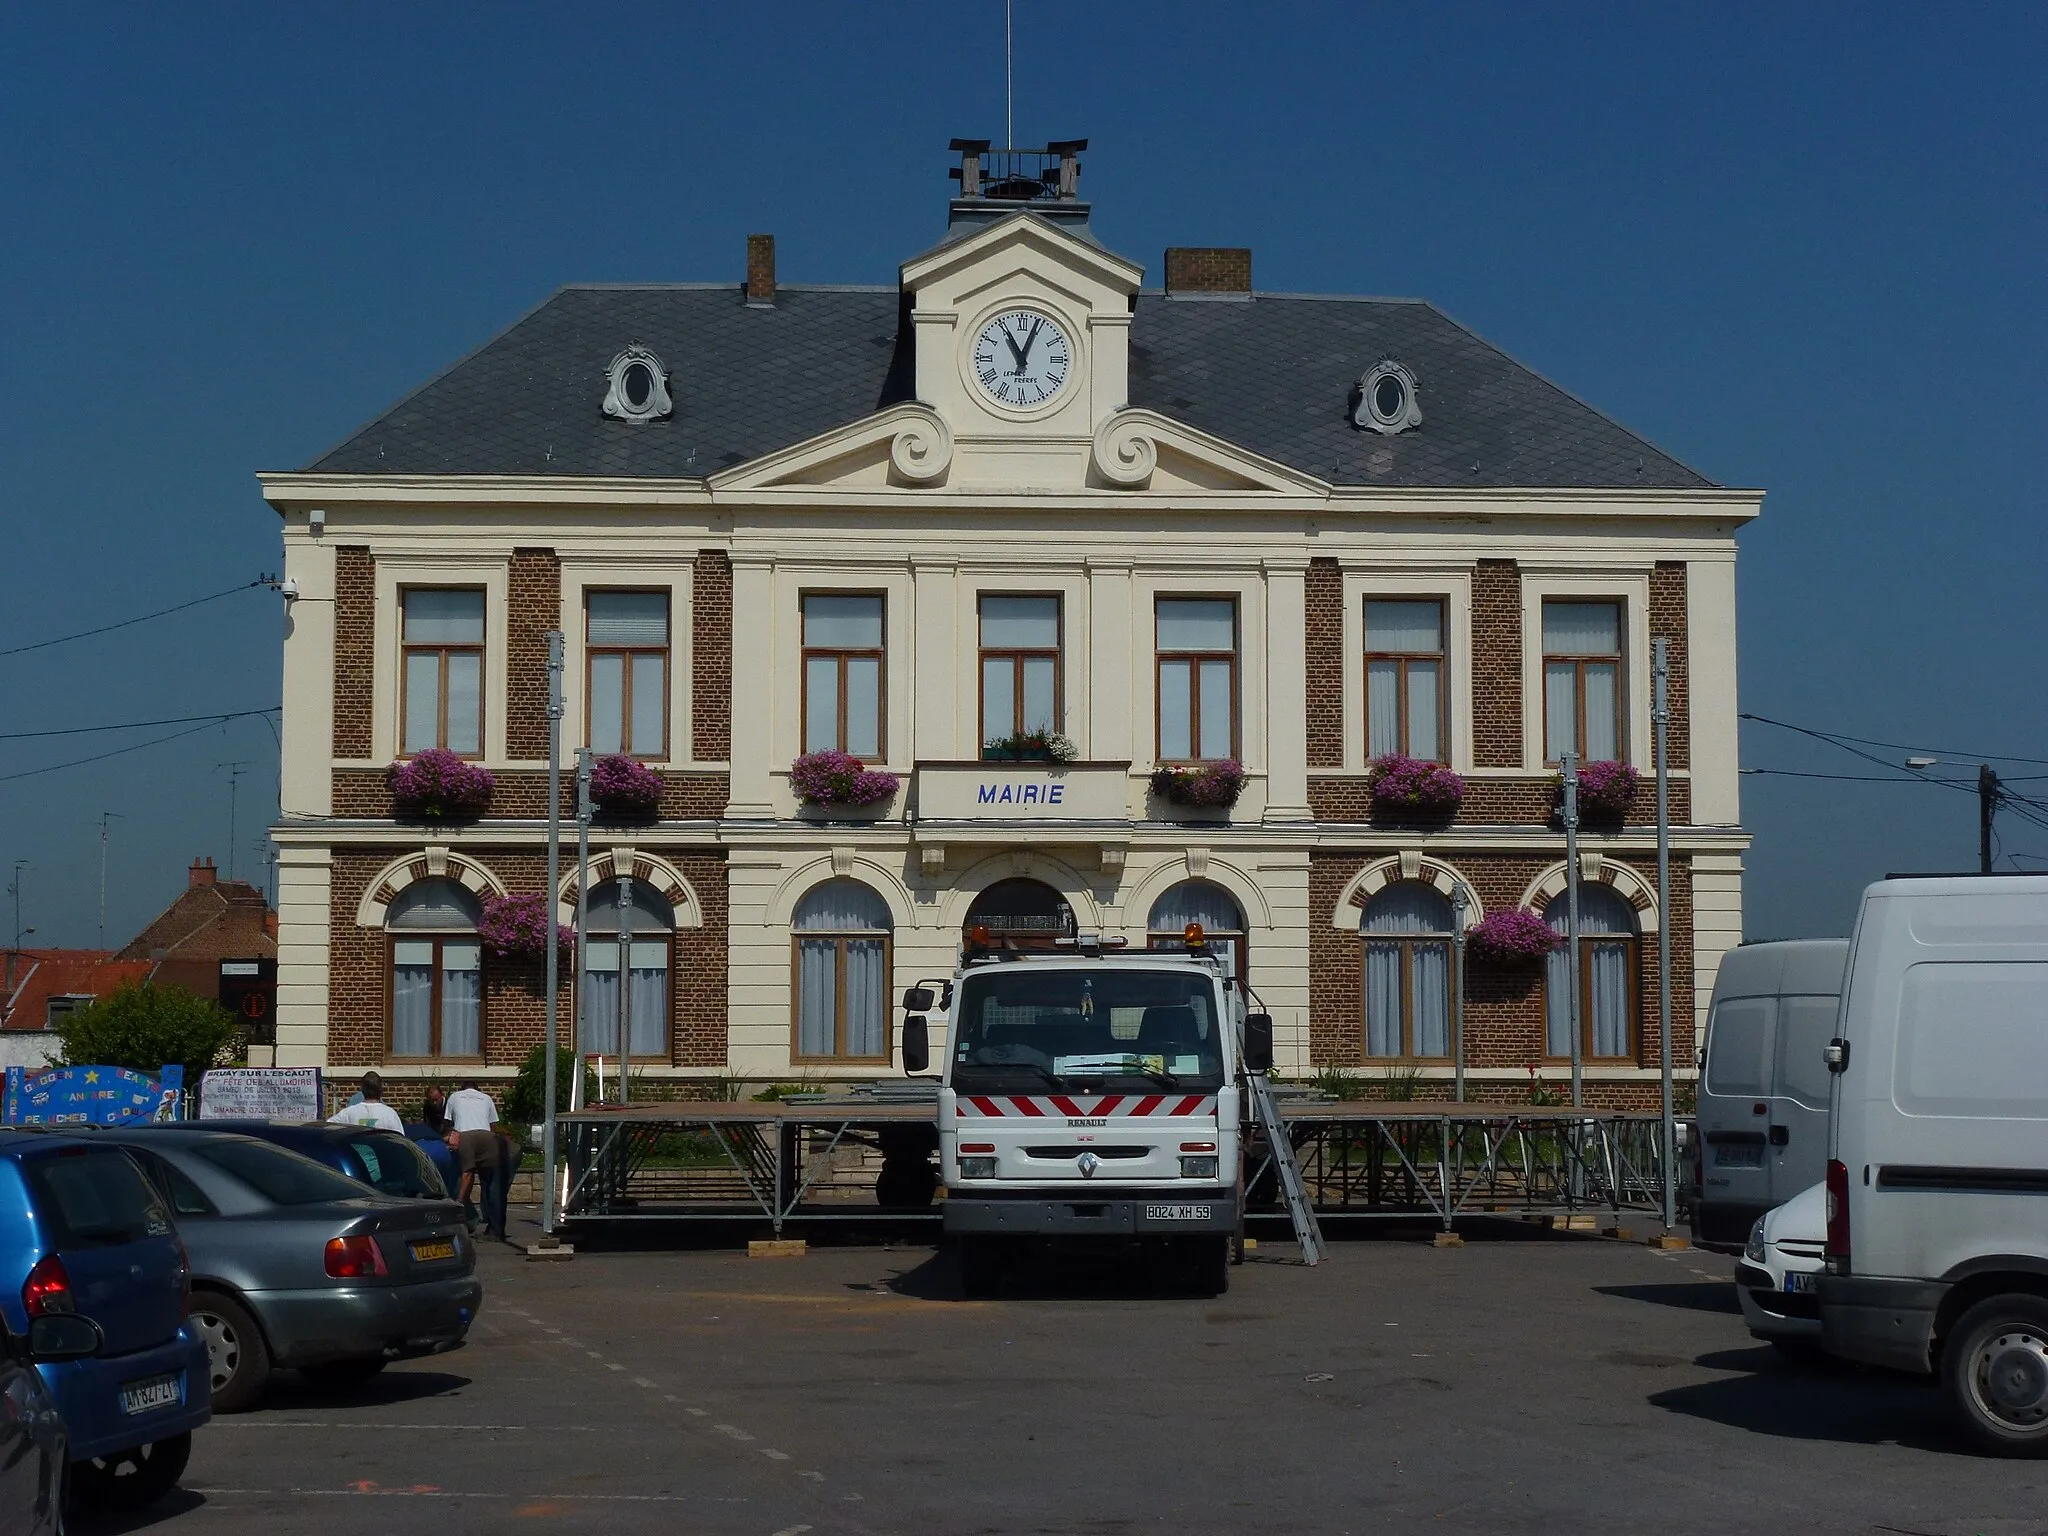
[1450,883,1469,1103]
[540,632,565,1242]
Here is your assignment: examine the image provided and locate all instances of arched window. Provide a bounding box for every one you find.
[793,880,892,1062]
[964,878,1074,947]
[1147,880,1249,980]
[388,879,483,1059]
[1544,883,1640,1060]
[581,879,673,1059]
[1362,884,1454,1060]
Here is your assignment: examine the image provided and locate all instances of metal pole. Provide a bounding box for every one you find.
[1654,638,1675,1231]
[616,875,633,1104]
[1979,764,1999,875]
[541,632,565,1239]
[1562,752,1583,1109]
[575,749,592,1104]
[1451,884,1469,1103]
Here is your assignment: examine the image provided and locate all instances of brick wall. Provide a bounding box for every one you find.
[1305,557,1344,768]
[1164,247,1252,294]
[692,550,733,765]
[332,768,730,820]
[506,550,561,760]
[329,845,731,1069]
[1307,848,1695,1110]
[333,547,375,759]
[1308,774,1690,826]
[1472,560,1522,768]
[1650,562,1690,769]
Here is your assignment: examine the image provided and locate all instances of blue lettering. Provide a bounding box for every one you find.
[1048,784,1064,804]
[1023,784,1041,804]
[978,784,998,804]
[999,784,1015,803]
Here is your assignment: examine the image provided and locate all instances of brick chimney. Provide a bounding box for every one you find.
[1164,247,1252,299]
[745,234,775,306]
[188,856,217,889]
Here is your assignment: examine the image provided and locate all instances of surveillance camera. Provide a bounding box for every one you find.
[280,578,301,601]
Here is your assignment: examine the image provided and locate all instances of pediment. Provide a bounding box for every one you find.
[711,403,1328,497]
[900,212,1143,297]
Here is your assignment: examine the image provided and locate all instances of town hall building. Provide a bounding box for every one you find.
[262,142,1756,1106]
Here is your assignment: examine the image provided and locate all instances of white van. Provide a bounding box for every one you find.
[1817,875,2048,1456]
[1692,939,1849,1247]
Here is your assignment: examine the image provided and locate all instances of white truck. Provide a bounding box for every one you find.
[900,929,1275,1297]
[1817,874,2048,1455]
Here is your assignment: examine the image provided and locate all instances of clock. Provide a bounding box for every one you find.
[971,310,1072,410]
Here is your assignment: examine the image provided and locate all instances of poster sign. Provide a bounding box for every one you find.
[198,1066,323,1122]
[218,958,277,1046]
[3,1064,185,1127]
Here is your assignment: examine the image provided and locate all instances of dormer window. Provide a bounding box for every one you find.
[603,346,672,423]
[1354,360,1422,435]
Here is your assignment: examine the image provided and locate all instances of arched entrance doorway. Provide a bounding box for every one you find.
[963,878,1074,951]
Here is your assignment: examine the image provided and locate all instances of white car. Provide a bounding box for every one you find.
[1736,1180,1826,1353]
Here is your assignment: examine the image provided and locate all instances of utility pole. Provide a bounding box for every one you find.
[98,810,124,947]
[575,749,593,1108]
[1561,753,1584,1108]
[216,762,253,879]
[6,862,27,1005]
[1451,883,1469,1103]
[541,632,566,1244]
[1653,638,1675,1232]
[1979,764,2000,875]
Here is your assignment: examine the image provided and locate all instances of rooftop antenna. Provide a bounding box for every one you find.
[98,810,125,946]
[1005,0,1013,147]
[216,762,253,880]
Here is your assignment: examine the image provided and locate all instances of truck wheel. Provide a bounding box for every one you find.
[1197,1235,1231,1297]
[1943,1294,2048,1456]
[958,1237,1004,1299]
[188,1290,272,1413]
[70,1431,191,1511]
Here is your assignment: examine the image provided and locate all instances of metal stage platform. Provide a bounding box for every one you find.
[555,1095,1684,1237]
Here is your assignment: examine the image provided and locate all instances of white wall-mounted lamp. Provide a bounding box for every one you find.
[308,507,326,535]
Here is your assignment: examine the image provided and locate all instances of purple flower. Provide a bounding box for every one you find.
[1561,759,1641,816]
[1149,759,1247,809]
[388,749,495,817]
[1366,754,1465,813]
[790,751,900,808]
[1467,908,1564,964]
[589,754,664,815]
[478,894,576,961]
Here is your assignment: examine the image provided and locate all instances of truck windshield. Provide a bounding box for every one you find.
[950,967,1227,1093]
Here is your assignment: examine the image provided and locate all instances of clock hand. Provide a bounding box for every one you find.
[1014,317,1043,374]
[1002,327,1028,371]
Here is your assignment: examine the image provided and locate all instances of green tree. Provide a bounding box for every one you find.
[55,982,239,1085]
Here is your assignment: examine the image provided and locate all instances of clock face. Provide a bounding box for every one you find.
[971,310,1072,409]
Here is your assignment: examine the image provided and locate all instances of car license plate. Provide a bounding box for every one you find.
[409,1238,457,1263]
[1783,1271,1817,1294]
[120,1374,181,1416]
[1144,1203,1211,1221]
[1713,1145,1764,1168]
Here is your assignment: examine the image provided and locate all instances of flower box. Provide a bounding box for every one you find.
[388,749,494,818]
[982,729,1078,764]
[479,894,575,962]
[790,751,900,808]
[589,754,663,816]
[1149,759,1247,810]
[1466,909,1563,966]
[1558,759,1640,820]
[1365,754,1465,816]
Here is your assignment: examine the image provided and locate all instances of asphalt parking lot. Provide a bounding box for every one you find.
[84,1221,2048,1536]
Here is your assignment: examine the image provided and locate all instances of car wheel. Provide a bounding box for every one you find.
[301,1357,387,1388]
[1942,1294,2048,1457]
[69,1431,191,1512]
[188,1291,272,1413]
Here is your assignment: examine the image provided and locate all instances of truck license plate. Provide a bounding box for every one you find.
[1713,1145,1764,1169]
[409,1238,457,1263]
[120,1374,181,1416]
[1145,1203,1211,1221]
[1783,1271,1817,1294]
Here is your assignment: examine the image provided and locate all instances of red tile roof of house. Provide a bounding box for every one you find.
[2,951,154,1033]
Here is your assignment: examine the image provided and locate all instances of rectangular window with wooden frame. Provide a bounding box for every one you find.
[388,935,484,1060]
[401,588,486,755]
[1365,598,1446,761]
[801,594,885,759]
[586,590,669,758]
[1155,598,1238,763]
[979,595,1061,751]
[1542,599,1624,764]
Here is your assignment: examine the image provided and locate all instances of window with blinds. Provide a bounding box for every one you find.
[587,591,669,757]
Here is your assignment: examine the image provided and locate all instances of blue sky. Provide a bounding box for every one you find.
[2,2,2043,947]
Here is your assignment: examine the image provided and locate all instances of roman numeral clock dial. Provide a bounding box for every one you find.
[971,310,1072,409]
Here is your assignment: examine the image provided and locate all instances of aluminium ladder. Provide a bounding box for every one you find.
[1245,1070,1326,1265]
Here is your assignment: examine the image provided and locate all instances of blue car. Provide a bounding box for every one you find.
[0,1131,211,1511]
[178,1120,451,1200]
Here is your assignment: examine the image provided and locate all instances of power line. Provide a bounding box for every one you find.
[1742,711,2048,769]
[0,719,240,784]
[0,706,280,742]
[1741,767,1970,784]
[0,578,270,659]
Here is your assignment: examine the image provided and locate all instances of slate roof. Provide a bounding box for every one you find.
[307,283,1713,490]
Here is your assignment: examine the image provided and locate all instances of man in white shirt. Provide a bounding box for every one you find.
[329,1072,405,1134]
[445,1080,503,1237]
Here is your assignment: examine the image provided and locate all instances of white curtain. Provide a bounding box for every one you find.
[804,655,839,753]
[1544,661,1578,762]
[1197,659,1233,759]
[444,653,482,755]
[1363,884,1454,1058]
[1582,663,1619,760]
[1545,885,1637,1057]
[582,954,621,1055]
[793,880,892,932]
[402,654,440,754]
[1367,659,1400,756]
[392,940,434,1055]
[1021,657,1056,735]
[440,940,482,1056]
[843,939,886,1057]
[589,653,625,754]
[1158,658,1192,759]
[843,657,880,757]
[982,657,1014,741]
[1412,942,1450,1056]
[1365,943,1402,1056]
[1545,944,1574,1057]
[1542,601,1619,654]
[628,941,667,1057]
[1148,881,1244,934]
[797,939,839,1057]
[1590,942,1630,1057]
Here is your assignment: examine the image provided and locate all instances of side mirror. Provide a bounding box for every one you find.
[28,1313,103,1362]
[902,987,936,1013]
[1243,1013,1274,1075]
[902,1015,930,1074]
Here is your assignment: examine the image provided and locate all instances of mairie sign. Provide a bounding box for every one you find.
[915,761,1131,821]
[3,1064,185,1127]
